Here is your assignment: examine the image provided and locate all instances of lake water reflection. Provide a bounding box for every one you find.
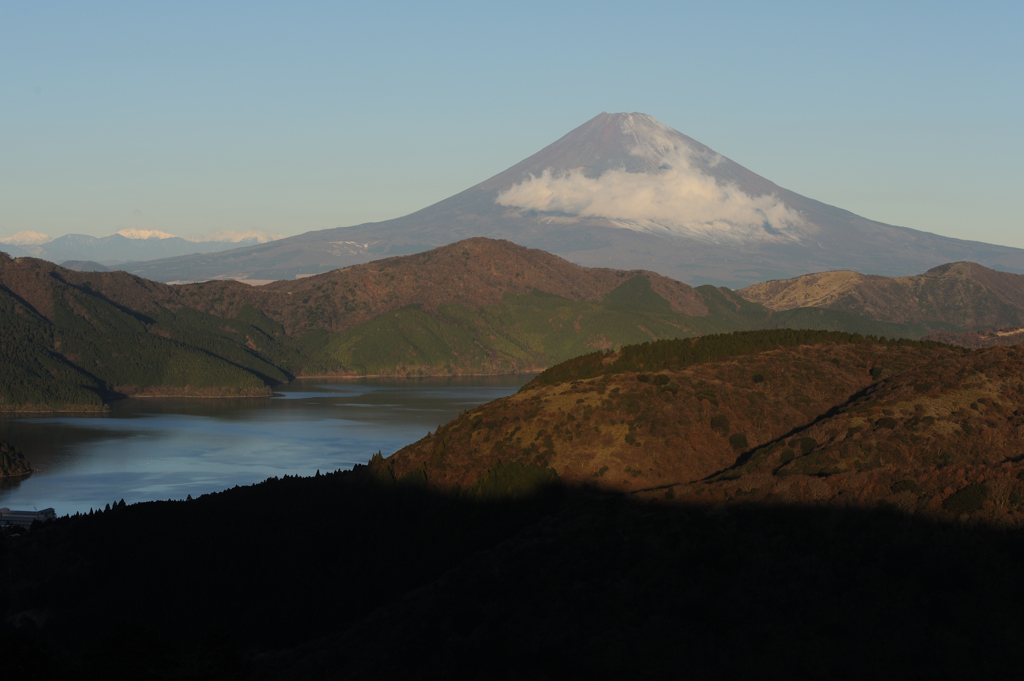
[0,375,530,516]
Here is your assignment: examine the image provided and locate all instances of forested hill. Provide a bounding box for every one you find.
[376,329,1024,525]
[0,250,312,411]
[0,240,1011,411]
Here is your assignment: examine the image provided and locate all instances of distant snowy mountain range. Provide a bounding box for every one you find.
[0,229,281,266]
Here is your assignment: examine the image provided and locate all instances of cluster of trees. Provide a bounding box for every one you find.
[0,440,31,478]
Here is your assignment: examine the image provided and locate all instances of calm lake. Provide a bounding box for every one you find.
[0,375,530,517]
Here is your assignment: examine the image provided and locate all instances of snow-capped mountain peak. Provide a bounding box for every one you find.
[494,112,808,245]
[0,230,53,245]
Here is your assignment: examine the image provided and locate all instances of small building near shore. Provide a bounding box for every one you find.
[0,507,56,529]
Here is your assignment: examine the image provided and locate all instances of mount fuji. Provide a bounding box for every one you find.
[119,113,1024,286]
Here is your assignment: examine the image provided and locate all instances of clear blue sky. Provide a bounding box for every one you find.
[2,1,1022,248]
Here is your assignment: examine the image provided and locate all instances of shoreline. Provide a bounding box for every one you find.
[0,406,108,415]
[123,393,272,400]
[0,371,540,414]
[291,370,542,381]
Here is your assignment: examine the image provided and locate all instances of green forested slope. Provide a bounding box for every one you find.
[309,277,930,378]
[0,285,106,411]
[0,257,303,410]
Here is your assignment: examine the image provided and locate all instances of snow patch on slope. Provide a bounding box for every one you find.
[195,230,281,244]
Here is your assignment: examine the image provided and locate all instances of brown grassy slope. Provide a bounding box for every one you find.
[379,341,954,491]
[669,344,1024,525]
[739,261,1024,328]
[379,340,1024,526]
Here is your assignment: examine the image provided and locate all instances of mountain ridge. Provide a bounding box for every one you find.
[739,261,1024,328]
[5,237,1024,412]
[0,239,745,410]
[4,230,282,267]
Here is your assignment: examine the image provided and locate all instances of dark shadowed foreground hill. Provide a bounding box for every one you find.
[6,331,1024,679]
[6,471,1024,679]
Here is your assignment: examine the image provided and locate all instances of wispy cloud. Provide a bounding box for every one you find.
[495,147,808,244]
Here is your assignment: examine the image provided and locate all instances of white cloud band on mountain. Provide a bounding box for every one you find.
[495,148,808,244]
